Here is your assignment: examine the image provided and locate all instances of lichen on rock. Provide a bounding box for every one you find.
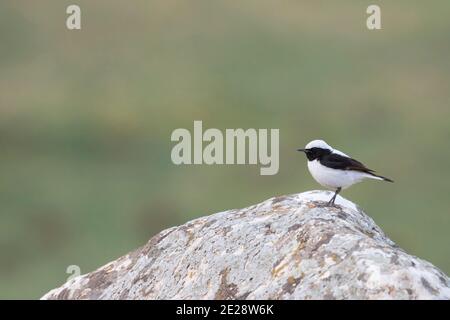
[41,190,450,300]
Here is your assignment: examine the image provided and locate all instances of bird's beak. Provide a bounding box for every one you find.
[297,148,307,153]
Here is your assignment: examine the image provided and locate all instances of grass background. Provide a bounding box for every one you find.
[1,0,449,299]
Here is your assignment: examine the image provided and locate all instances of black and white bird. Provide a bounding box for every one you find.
[297,140,393,206]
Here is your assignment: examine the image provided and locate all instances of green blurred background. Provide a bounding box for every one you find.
[1,0,449,299]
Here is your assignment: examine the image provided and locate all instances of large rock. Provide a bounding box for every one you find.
[42,191,450,300]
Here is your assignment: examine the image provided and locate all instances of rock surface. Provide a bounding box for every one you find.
[42,191,450,300]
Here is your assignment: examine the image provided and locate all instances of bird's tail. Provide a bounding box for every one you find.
[367,172,394,183]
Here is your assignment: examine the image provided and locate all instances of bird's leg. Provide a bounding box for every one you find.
[327,187,342,206]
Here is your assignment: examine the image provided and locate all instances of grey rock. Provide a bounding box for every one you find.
[41,191,450,300]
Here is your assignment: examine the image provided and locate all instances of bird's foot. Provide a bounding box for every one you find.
[327,197,336,207]
[327,201,338,207]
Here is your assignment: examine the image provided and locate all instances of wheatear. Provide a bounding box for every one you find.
[297,140,393,206]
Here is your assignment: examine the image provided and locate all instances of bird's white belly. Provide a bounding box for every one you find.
[307,160,367,189]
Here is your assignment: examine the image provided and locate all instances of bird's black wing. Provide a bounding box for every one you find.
[320,153,375,173]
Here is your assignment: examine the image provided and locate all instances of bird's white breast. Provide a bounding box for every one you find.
[307,159,369,189]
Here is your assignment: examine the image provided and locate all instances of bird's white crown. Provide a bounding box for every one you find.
[305,139,333,150]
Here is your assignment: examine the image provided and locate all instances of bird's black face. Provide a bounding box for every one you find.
[297,147,331,161]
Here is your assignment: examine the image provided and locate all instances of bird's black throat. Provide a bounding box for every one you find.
[303,147,332,161]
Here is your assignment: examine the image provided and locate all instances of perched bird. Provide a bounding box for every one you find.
[297,140,393,206]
